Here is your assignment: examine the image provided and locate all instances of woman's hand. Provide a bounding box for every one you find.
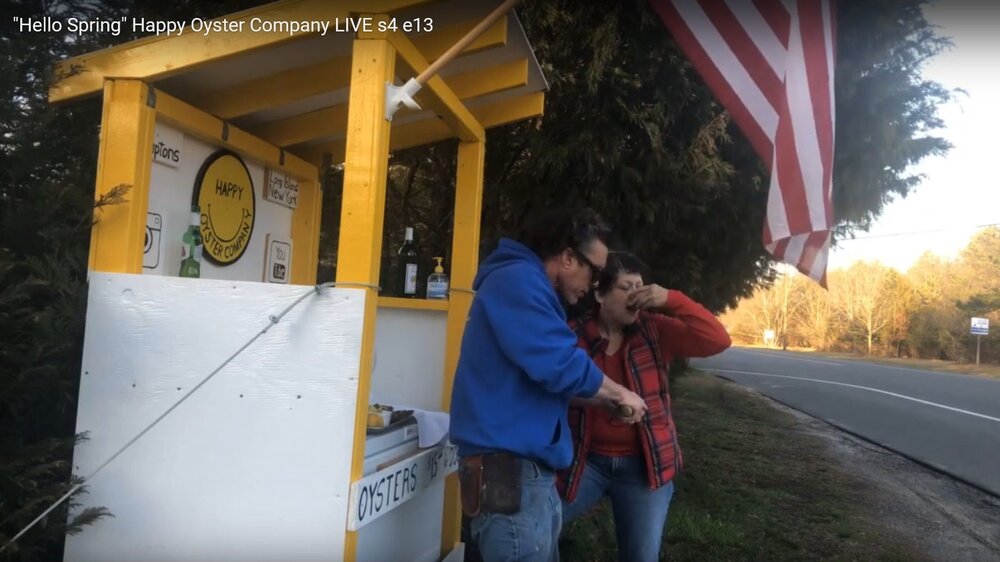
[626,284,670,311]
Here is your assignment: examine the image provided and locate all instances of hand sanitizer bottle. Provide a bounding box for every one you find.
[427,257,449,300]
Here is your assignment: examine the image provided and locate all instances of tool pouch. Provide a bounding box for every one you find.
[459,455,484,517]
[459,453,522,517]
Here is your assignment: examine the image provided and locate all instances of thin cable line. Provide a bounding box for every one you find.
[836,222,1000,241]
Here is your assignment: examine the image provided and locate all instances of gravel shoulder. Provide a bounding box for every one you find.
[756,385,1000,561]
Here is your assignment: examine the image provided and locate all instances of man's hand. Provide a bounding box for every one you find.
[592,376,648,423]
[614,389,647,424]
[626,284,669,311]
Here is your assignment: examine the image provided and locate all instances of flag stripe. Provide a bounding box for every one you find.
[773,91,812,235]
[752,0,790,47]
[810,0,836,224]
[725,0,788,76]
[702,0,785,111]
[785,21,827,231]
[782,233,807,268]
[825,0,836,222]
[806,230,831,275]
[765,162,790,240]
[771,237,791,261]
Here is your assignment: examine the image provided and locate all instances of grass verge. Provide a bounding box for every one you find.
[558,371,926,561]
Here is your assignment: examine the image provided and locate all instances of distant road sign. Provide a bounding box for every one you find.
[971,317,990,336]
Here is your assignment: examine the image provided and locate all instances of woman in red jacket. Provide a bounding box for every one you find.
[557,252,731,562]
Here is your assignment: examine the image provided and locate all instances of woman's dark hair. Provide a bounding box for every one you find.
[519,207,612,261]
[595,252,648,295]
[565,251,649,321]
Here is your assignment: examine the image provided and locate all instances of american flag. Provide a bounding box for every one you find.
[650,0,836,285]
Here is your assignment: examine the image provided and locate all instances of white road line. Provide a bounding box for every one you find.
[710,369,1000,424]
[728,348,844,367]
[729,348,983,378]
[856,363,953,375]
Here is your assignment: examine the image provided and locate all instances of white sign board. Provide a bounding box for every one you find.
[971,317,990,336]
[347,442,458,531]
[264,168,299,209]
[65,273,365,562]
[264,234,292,283]
[142,212,162,269]
[152,125,183,168]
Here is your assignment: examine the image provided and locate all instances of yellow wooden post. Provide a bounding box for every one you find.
[337,21,395,562]
[89,79,155,274]
[290,177,321,285]
[440,140,485,558]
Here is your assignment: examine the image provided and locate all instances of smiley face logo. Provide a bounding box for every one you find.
[193,150,255,266]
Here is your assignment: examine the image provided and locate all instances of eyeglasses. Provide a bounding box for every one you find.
[573,248,604,286]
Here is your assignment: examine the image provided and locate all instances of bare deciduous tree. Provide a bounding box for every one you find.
[833,262,900,355]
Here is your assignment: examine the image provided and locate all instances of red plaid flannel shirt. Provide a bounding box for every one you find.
[557,291,731,501]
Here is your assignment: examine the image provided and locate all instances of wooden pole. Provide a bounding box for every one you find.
[415,0,522,86]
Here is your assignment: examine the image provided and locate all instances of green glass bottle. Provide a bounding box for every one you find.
[179,205,203,278]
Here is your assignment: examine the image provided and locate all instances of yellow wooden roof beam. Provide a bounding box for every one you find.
[48,0,433,103]
[442,58,528,101]
[191,56,353,120]
[388,31,484,144]
[156,89,317,180]
[390,91,545,151]
[188,17,509,120]
[251,58,528,147]
[299,91,544,164]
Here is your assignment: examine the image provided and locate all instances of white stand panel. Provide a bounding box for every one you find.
[371,307,447,410]
[64,273,365,562]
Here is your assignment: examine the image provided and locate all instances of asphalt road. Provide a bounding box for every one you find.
[692,347,1000,497]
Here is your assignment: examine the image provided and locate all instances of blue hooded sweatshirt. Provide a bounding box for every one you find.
[449,238,605,470]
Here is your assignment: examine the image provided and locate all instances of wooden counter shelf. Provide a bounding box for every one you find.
[377,296,450,312]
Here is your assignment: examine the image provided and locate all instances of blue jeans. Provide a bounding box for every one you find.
[562,453,674,562]
[470,459,561,562]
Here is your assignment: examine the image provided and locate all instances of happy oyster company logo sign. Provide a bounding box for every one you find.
[193,150,255,265]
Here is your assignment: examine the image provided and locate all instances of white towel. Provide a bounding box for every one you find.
[378,403,450,448]
[408,408,450,448]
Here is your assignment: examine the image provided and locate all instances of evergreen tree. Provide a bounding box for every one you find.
[1,1,120,558]
[1,1,266,558]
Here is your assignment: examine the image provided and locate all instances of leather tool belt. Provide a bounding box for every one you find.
[458,452,522,517]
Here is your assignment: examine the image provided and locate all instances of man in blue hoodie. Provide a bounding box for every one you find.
[451,208,648,562]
